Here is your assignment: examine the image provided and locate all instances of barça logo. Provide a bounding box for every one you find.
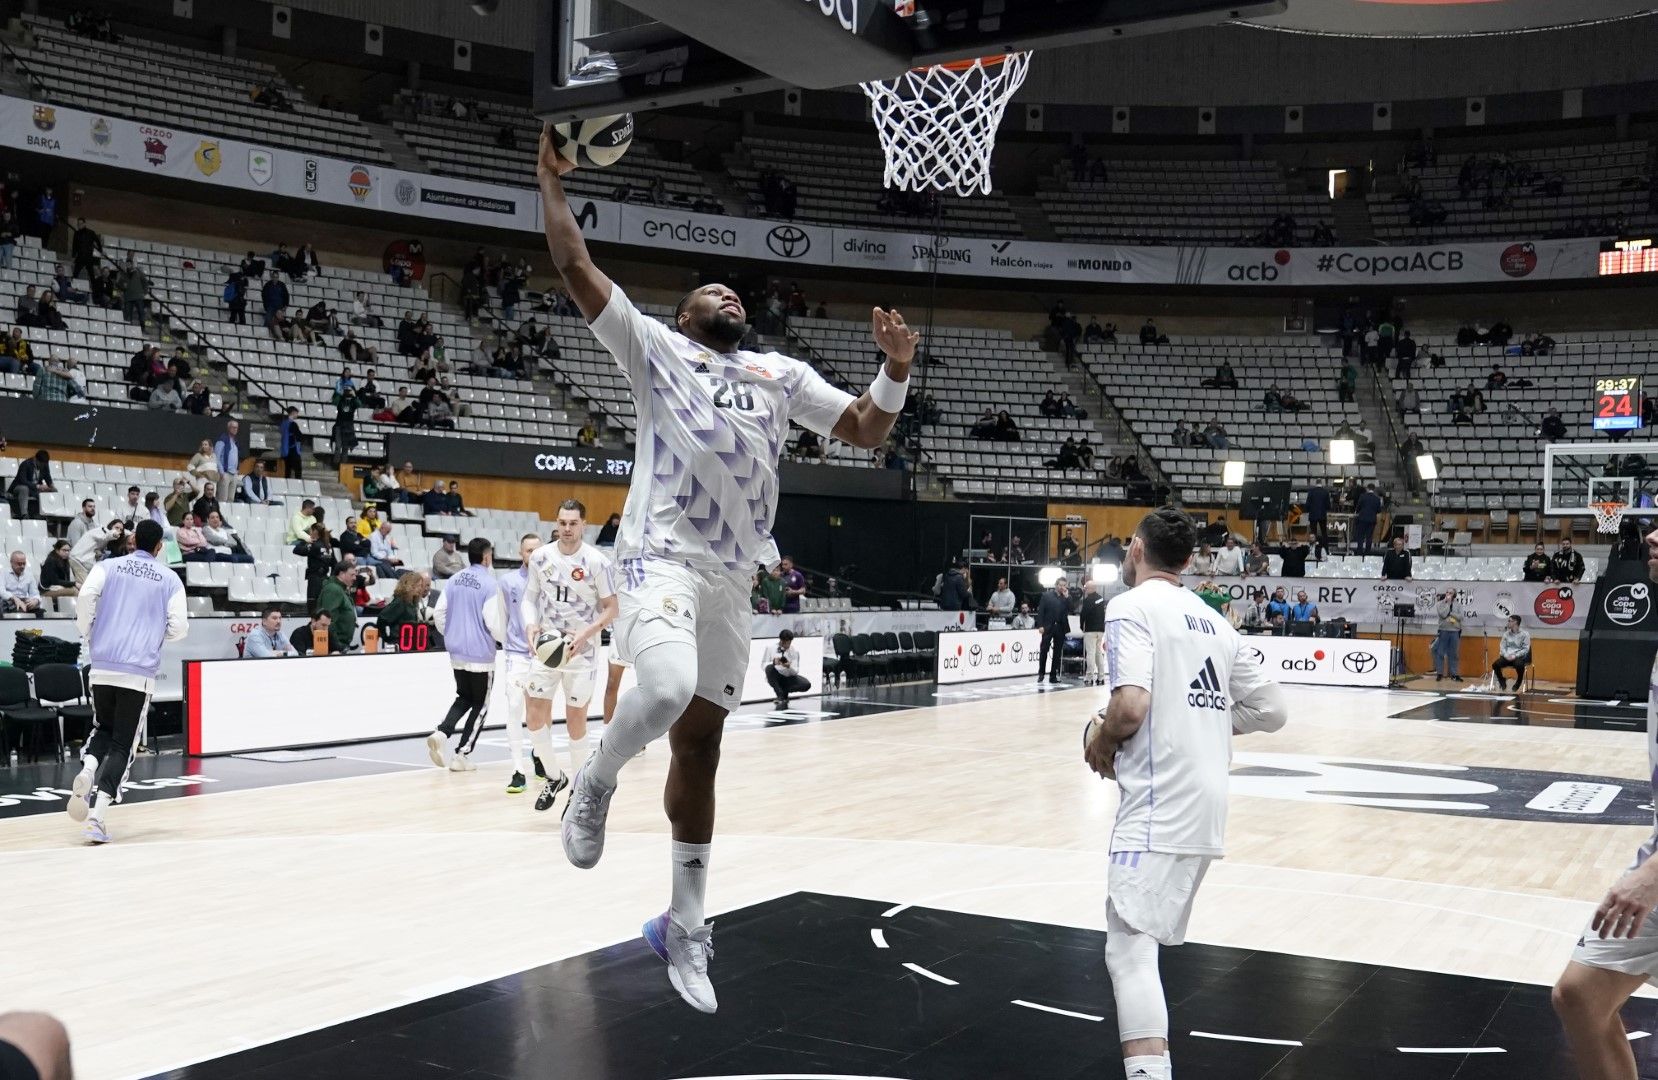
[194,140,221,177]
[31,105,55,132]
[347,165,373,201]
[143,138,168,166]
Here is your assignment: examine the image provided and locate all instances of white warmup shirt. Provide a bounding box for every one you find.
[1104,578,1285,857]
[520,541,617,667]
[589,286,855,573]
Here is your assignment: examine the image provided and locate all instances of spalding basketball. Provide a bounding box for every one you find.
[550,113,634,169]
[533,631,573,669]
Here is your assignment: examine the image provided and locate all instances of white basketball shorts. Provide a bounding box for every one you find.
[524,662,597,708]
[501,652,532,692]
[1107,850,1213,947]
[615,557,750,711]
[1572,869,1658,984]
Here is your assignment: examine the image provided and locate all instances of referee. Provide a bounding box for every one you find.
[65,519,188,844]
[427,538,504,771]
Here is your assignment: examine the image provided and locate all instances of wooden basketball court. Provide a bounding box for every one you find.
[1,679,1651,1078]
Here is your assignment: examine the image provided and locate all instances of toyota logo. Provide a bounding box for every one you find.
[1243,647,1266,666]
[766,225,811,259]
[1342,651,1378,674]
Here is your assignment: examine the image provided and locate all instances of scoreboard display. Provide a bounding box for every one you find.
[1599,238,1658,276]
[1594,375,1642,431]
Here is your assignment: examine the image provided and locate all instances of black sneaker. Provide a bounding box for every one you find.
[506,771,527,795]
[532,754,548,780]
[534,772,570,812]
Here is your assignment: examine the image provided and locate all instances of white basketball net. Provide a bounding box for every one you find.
[1592,501,1627,533]
[860,52,1031,197]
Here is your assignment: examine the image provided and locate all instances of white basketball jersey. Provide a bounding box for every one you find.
[1104,578,1276,857]
[1633,654,1658,870]
[521,542,616,665]
[589,286,855,573]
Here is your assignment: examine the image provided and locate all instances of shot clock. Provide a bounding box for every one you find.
[1593,375,1642,432]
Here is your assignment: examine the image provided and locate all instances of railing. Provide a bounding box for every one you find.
[1076,346,1172,499]
[1366,362,1415,494]
[793,561,931,612]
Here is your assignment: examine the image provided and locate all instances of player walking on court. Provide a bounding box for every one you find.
[520,498,618,812]
[1554,521,1658,1079]
[498,532,545,794]
[1084,508,1287,1080]
[426,539,504,771]
[537,123,918,1012]
[65,519,188,843]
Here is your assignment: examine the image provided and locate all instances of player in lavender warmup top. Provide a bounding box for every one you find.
[497,532,544,795]
[520,498,618,812]
[538,123,919,1013]
[1554,521,1658,1079]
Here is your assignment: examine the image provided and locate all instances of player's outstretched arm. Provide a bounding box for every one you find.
[536,124,614,322]
[832,308,920,450]
[1229,644,1288,734]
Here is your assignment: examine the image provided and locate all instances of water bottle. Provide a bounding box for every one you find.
[7,749,17,769]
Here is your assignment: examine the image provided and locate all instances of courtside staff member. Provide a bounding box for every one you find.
[65,519,188,843]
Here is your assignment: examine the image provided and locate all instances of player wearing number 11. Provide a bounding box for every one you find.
[536,122,919,1014]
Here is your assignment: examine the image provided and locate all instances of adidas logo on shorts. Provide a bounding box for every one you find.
[1187,657,1228,711]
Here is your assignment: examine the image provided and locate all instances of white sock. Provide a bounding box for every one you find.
[1125,1055,1167,1080]
[87,791,105,824]
[505,700,526,774]
[528,725,559,779]
[1165,1052,1173,1079]
[670,841,711,930]
[568,735,592,779]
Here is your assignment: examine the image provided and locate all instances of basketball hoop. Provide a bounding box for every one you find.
[1592,500,1628,534]
[860,5,1030,197]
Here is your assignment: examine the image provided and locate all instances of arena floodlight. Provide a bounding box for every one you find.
[1037,565,1065,588]
[1329,439,1356,466]
[1091,563,1120,585]
[1415,454,1439,481]
[1221,460,1247,487]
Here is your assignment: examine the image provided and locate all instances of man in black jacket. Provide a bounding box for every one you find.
[1381,536,1413,580]
[1036,577,1071,685]
[1550,538,1585,583]
[1078,579,1107,685]
[71,217,101,281]
[1305,483,1330,554]
[938,560,974,611]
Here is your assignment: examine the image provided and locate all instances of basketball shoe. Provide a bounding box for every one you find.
[560,764,614,868]
[65,756,97,822]
[425,731,450,769]
[534,772,569,812]
[643,912,717,1013]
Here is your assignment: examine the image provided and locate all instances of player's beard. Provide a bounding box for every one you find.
[692,309,747,350]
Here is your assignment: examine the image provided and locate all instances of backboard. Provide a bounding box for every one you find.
[535,0,1287,121]
[1542,441,1658,517]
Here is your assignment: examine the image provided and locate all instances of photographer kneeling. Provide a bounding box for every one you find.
[765,629,812,710]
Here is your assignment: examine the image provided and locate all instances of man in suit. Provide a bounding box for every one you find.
[1305,482,1330,555]
[1036,577,1072,685]
[1353,484,1383,555]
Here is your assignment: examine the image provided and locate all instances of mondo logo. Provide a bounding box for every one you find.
[766,225,811,259]
[1499,242,1538,278]
[1342,651,1378,674]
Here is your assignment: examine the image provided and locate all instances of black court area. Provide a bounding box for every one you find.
[150,892,1657,1080]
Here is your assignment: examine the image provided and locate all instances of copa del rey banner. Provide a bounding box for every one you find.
[4,95,1606,288]
[1189,576,1589,631]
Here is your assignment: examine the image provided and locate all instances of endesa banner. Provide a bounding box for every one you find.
[1184,576,1589,631]
[4,95,1607,288]
[1245,636,1392,689]
[935,628,1044,685]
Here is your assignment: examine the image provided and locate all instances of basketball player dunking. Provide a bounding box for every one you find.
[1084,508,1288,1080]
[537,124,918,1012]
[1554,522,1658,1079]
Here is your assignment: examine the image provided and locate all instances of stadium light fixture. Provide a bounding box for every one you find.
[1329,439,1356,466]
[1037,566,1065,588]
[1415,454,1439,481]
[1221,460,1247,487]
[1091,563,1120,585]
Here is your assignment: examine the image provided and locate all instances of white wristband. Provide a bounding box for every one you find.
[870,367,909,413]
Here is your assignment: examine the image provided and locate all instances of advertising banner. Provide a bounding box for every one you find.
[1188,576,1588,631]
[3,95,1608,288]
[188,635,822,755]
[934,628,1044,685]
[1244,636,1392,688]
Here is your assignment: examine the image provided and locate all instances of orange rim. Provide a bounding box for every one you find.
[917,55,1008,74]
